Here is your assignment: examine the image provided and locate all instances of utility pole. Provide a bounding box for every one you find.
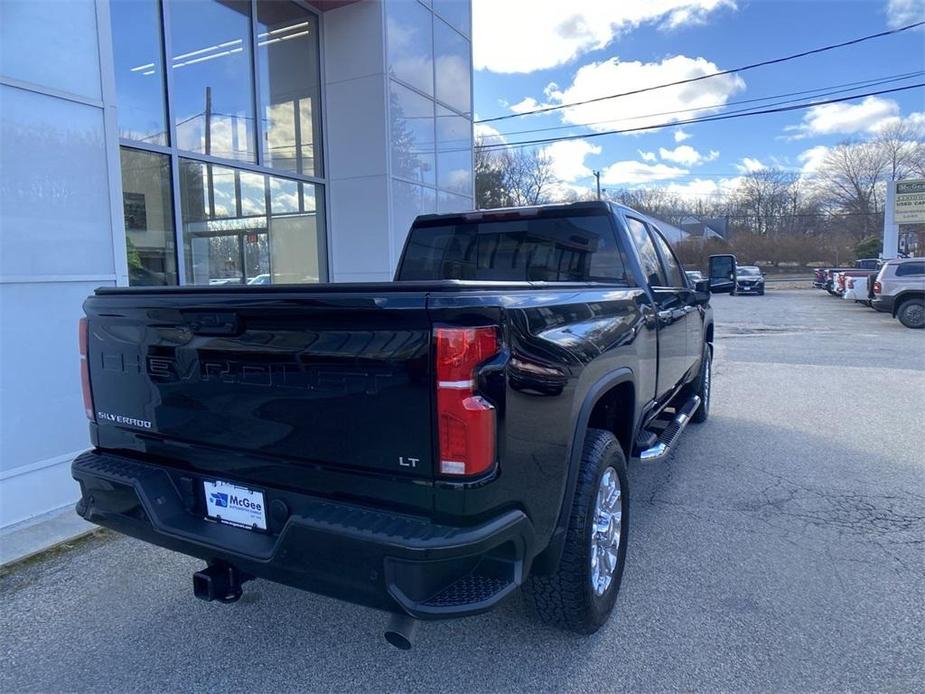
[593,170,601,200]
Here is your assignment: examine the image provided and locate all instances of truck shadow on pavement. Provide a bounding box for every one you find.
[2,415,923,693]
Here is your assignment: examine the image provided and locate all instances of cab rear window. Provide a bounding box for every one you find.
[397,213,631,283]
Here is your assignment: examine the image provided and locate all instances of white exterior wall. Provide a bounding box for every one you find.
[0,0,473,531]
[0,0,123,529]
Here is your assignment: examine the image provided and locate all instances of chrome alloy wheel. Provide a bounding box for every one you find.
[590,466,622,596]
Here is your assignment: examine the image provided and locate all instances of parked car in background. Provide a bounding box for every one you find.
[843,275,870,304]
[734,266,765,295]
[818,259,882,293]
[813,267,828,289]
[833,269,873,297]
[871,258,925,328]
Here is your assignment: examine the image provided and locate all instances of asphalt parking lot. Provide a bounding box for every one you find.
[2,288,923,693]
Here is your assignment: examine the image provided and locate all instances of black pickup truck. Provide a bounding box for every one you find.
[73,201,714,647]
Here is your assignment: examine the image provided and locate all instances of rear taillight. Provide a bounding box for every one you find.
[873,280,882,295]
[78,318,94,420]
[435,326,499,477]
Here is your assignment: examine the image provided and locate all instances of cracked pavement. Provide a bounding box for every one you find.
[2,289,923,693]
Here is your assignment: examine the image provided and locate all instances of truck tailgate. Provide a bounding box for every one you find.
[84,287,434,479]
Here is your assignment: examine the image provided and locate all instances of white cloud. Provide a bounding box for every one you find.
[509,97,544,114]
[868,110,925,135]
[674,129,693,142]
[658,144,719,166]
[639,150,658,162]
[886,0,925,28]
[474,121,506,144]
[473,0,736,74]
[785,96,900,139]
[797,145,830,175]
[600,160,689,185]
[536,56,745,135]
[736,157,767,173]
[664,176,742,201]
[543,139,602,182]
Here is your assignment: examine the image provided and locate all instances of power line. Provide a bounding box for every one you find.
[477,71,925,141]
[476,20,925,124]
[476,82,925,151]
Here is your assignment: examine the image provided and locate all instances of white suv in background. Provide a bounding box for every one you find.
[872,258,925,329]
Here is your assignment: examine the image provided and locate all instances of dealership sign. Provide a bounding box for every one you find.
[894,179,925,224]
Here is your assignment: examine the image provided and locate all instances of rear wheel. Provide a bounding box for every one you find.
[523,429,628,634]
[897,298,925,329]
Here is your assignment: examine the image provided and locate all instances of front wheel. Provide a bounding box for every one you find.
[897,298,925,329]
[522,429,629,634]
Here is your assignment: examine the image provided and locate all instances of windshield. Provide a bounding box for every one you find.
[737,267,761,276]
[397,212,630,283]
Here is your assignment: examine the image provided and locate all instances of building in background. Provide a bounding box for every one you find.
[0,0,473,534]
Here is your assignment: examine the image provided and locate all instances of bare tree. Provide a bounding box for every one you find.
[474,137,506,209]
[874,120,925,181]
[499,148,555,206]
[813,140,890,240]
[733,169,801,235]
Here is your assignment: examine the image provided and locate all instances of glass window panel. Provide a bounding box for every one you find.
[399,213,626,283]
[391,180,436,262]
[110,0,168,145]
[434,0,470,36]
[386,0,434,96]
[257,3,322,176]
[649,226,685,287]
[625,217,665,287]
[169,0,256,162]
[120,148,177,285]
[268,178,324,285]
[437,190,471,215]
[390,81,435,186]
[436,106,472,195]
[434,18,471,115]
[179,159,323,285]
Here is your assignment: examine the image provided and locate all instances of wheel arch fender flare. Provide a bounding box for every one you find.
[530,367,635,575]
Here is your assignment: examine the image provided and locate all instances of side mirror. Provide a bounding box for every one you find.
[694,278,711,303]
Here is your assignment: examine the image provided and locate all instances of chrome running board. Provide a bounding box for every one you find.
[637,395,701,463]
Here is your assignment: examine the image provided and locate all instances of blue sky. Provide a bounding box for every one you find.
[472,0,925,200]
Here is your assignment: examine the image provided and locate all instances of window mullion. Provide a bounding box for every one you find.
[251,0,265,168]
[160,0,187,285]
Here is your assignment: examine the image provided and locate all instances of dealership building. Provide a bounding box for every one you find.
[0,0,474,547]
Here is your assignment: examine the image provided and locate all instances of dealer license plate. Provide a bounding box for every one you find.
[203,479,267,530]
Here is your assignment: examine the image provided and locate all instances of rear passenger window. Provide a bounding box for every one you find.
[625,217,666,287]
[896,262,924,276]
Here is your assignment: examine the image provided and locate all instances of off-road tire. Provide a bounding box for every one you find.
[896,298,925,329]
[522,429,629,634]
